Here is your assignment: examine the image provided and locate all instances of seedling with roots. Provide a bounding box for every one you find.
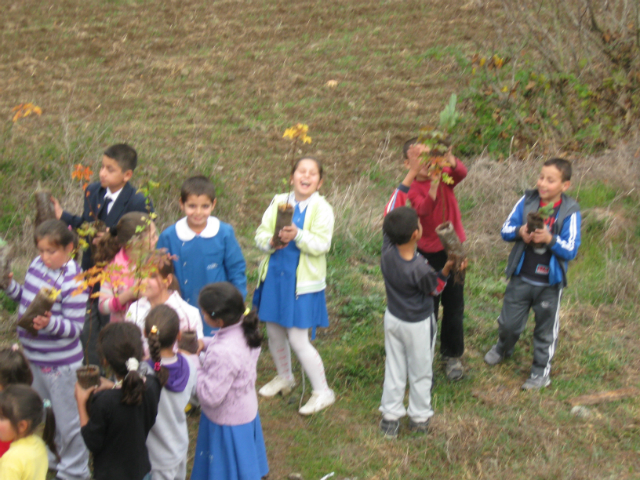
[17,286,61,337]
[418,94,467,282]
[273,123,312,247]
[527,203,556,249]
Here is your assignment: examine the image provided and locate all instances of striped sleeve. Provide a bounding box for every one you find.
[41,266,88,339]
[550,210,581,261]
[501,196,525,241]
[18,258,85,366]
[384,184,410,216]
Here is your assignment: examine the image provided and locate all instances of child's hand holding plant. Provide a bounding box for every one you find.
[32,312,52,330]
[531,225,552,245]
[278,225,298,245]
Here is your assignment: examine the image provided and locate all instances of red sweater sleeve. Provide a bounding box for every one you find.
[448,157,467,185]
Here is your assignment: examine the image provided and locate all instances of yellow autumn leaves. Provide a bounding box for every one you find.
[283,123,312,144]
[11,103,42,122]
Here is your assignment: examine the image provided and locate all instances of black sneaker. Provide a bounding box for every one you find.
[379,418,400,439]
[408,417,431,434]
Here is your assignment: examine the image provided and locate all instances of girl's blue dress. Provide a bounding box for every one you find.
[255,204,329,338]
[191,413,268,480]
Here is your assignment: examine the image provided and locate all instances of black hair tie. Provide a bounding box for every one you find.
[110,226,118,237]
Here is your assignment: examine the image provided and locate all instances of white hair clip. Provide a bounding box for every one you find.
[125,357,139,372]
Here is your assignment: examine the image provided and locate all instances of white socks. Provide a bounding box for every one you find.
[266,322,330,392]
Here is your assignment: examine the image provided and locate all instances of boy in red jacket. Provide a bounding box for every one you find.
[384,139,467,380]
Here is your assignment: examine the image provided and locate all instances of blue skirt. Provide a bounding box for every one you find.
[191,413,269,480]
[254,204,328,338]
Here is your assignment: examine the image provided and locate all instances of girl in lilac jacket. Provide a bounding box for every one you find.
[191,282,268,480]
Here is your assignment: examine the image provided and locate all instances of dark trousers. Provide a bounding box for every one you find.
[80,296,110,367]
[496,276,562,377]
[418,249,465,358]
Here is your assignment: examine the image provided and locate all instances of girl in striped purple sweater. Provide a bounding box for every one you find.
[3,219,90,480]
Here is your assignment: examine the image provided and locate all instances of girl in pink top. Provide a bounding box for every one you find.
[191,282,268,480]
[126,253,204,357]
[95,212,158,322]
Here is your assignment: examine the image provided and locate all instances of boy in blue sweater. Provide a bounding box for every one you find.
[484,158,581,390]
[157,175,247,336]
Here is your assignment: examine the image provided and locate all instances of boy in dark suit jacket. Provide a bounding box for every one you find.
[53,143,154,365]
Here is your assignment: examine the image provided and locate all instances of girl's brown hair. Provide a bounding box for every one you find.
[291,156,323,180]
[144,305,179,387]
[0,385,58,461]
[146,251,180,293]
[94,212,152,264]
[34,219,78,257]
[98,322,146,406]
[0,344,33,388]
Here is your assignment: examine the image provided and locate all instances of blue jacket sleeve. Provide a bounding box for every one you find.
[129,192,154,215]
[61,183,98,228]
[549,210,581,261]
[501,196,525,242]
[223,228,247,300]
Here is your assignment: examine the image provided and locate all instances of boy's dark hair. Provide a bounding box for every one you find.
[94,212,152,264]
[383,207,419,245]
[0,385,58,461]
[103,144,137,173]
[544,157,572,181]
[99,322,146,406]
[34,219,78,253]
[145,305,180,387]
[402,136,450,159]
[291,157,323,180]
[0,344,33,388]
[180,175,216,203]
[402,137,419,160]
[199,282,262,348]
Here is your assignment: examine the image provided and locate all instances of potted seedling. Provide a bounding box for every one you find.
[178,331,198,354]
[418,95,467,283]
[35,184,57,228]
[526,203,555,249]
[272,123,312,247]
[0,237,11,290]
[17,286,61,337]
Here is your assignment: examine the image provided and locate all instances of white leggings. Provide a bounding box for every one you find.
[266,322,330,392]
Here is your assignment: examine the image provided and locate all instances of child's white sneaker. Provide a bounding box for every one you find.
[258,375,296,397]
[298,389,335,415]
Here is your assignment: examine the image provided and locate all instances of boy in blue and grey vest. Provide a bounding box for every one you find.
[484,158,581,390]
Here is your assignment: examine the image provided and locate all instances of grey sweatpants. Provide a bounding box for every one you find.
[496,276,563,377]
[31,361,90,480]
[379,309,437,422]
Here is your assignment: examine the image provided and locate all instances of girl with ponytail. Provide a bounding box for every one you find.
[74,322,162,480]
[0,384,57,480]
[96,212,159,323]
[191,282,268,480]
[144,305,197,480]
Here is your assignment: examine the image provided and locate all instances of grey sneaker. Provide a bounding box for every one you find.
[408,417,431,434]
[379,418,400,439]
[445,357,464,380]
[522,374,551,390]
[484,344,504,366]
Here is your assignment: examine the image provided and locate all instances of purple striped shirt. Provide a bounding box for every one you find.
[6,257,88,367]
